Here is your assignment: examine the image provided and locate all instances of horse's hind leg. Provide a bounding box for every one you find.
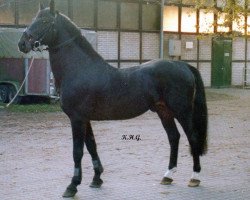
[85,122,104,188]
[178,113,201,187]
[156,102,180,185]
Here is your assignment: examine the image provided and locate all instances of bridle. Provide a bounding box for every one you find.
[24,16,56,51]
[24,14,78,52]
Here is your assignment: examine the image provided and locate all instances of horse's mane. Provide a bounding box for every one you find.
[58,12,102,59]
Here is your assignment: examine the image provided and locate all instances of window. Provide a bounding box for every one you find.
[247,15,250,35]
[217,12,230,32]
[167,0,181,3]
[181,7,196,33]
[217,0,226,8]
[120,2,139,30]
[0,0,15,24]
[73,0,94,28]
[163,6,179,32]
[182,0,196,6]
[19,0,41,25]
[54,0,68,16]
[232,14,245,34]
[142,3,160,30]
[98,1,117,29]
[199,9,214,33]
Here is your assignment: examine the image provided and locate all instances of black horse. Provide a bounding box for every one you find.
[18,1,208,198]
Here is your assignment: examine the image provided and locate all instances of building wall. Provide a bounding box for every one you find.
[1,0,249,87]
[232,38,246,86]
[163,33,250,87]
[97,31,118,61]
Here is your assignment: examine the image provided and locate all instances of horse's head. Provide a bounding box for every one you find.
[18,0,58,53]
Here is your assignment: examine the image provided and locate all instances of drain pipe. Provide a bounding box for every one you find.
[160,0,165,59]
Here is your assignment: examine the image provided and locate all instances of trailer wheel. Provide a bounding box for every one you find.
[8,85,21,104]
[0,85,9,103]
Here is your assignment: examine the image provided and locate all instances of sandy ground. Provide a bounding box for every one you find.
[0,88,249,200]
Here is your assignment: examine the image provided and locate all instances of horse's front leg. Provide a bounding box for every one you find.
[85,122,104,188]
[63,119,86,198]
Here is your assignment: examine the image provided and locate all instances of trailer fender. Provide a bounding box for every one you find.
[0,81,21,94]
[0,81,23,104]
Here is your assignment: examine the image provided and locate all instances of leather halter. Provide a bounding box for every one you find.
[24,14,78,51]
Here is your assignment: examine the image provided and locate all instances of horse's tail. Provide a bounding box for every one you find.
[188,65,208,156]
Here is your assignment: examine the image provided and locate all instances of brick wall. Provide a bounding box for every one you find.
[120,32,140,60]
[232,38,245,60]
[247,39,250,60]
[187,62,197,68]
[142,33,159,60]
[181,35,197,60]
[97,31,160,67]
[199,62,211,87]
[96,30,249,87]
[120,62,140,68]
[199,38,212,60]
[232,63,244,86]
[232,38,247,86]
[97,31,118,60]
[163,34,180,60]
[246,63,250,86]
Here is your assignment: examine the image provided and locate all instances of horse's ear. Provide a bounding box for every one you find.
[40,3,45,10]
[50,0,55,15]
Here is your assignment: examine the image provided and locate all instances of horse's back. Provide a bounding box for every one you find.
[141,60,194,83]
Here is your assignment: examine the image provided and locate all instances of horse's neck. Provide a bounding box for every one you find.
[48,31,113,89]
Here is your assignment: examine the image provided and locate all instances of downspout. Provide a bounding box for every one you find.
[160,0,165,59]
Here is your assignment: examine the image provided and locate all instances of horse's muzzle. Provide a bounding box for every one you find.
[18,38,32,54]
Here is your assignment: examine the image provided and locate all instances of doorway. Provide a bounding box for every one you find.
[211,38,232,87]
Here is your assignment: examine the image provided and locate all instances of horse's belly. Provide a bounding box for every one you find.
[90,98,149,121]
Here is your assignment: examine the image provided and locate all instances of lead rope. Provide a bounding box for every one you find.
[6,56,35,108]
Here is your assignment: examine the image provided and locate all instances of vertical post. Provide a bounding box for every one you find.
[243,1,248,88]
[14,0,19,26]
[160,0,165,59]
[139,0,143,64]
[197,8,200,70]
[117,0,121,68]
[68,0,73,20]
[94,0,98,31]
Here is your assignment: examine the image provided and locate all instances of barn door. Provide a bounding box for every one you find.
[211,38,232,87]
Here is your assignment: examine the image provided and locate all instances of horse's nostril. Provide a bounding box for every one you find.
[18,41,26,52]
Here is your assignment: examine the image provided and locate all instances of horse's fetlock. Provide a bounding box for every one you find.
[72,175,82,185]
[92,159,104,174]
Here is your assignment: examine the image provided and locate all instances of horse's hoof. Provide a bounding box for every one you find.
[62,184,77,198]
[188,179,200,187]
[160,177,173,185]
[89,178,103,188]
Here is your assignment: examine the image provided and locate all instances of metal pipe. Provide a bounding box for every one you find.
[160,0,165,59]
